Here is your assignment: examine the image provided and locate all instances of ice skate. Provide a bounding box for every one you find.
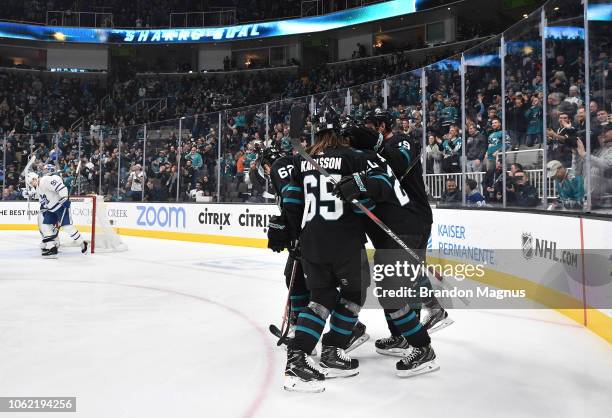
[396,345,439,377]
[422,308,454,334]
[319,345,359,378]
[375,335,410,357]
[284,349,325,393]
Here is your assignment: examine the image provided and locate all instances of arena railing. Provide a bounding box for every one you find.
[1,0,609,216]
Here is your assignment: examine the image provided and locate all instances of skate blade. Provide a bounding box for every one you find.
[396,361,440,378]
[376,347,409,357]
[345,333,370,353]
[321,368,359,379]
[42,255,58,259]
[283,376,325,393]
[427,318,454,334]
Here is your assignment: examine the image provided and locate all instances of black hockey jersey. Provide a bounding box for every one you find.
[282,146,383,264]
[269,155,296,203]
[376,132,433,231]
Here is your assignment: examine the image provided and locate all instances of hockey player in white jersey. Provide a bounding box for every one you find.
[26,171,88,258]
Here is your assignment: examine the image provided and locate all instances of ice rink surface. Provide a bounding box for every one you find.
[1,231,611,418]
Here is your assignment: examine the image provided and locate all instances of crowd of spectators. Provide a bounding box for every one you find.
[1,2,609,210]
[0,30,478,204]
[422,6,610,210]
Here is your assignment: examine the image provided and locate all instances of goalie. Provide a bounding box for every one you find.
[26,169,88,258]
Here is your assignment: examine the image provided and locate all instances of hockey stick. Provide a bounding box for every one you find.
[21,155,36,221]
[269,194,309,346]
[391,150,459,298]
[20,154,37,178]
[288,118,469,306]
[270,257,299,346]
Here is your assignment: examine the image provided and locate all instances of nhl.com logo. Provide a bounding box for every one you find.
[521,232,534,260]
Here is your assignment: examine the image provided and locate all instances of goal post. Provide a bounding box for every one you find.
[64,195,127,253]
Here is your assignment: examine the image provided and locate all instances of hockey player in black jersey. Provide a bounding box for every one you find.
[363,110,452,334]
[335,109,448,377]
[268,109,389,392]
[262,146,312,348]
[264,144,368,353]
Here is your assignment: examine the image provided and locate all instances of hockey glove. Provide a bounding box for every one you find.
[346,125,384,152]
[267,215,291,253]
[288,241,301,260]
[333,173,368,202]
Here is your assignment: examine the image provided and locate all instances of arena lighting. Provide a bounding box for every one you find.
[544,26,584,40]
[587,3,612,21]
[463,54,500,67]
[0,0,417,44]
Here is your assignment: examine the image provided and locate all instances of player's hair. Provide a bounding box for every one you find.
[308,131,348,156]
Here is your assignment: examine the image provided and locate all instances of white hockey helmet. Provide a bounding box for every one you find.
[26,172,39,187]
[42,163,57,175]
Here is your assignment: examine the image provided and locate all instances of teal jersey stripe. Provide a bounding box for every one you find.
[393,311,417,326]
[332,311,358,323]
[369,174,393,189]
[400,147,412,164]
[290,293,310,300]
[282,184,303,193]
[295,325,321,339]
[401,323,423,337]
[299,312,326,327]
[283,197,303,205]
[330,324,353,335]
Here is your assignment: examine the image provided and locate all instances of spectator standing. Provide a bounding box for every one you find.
[235,151,246,182]
[485,118,510,171]
[546,112,576,168]
[126,164,145,201]
[574,133,612,207]
[440,125,462,173]
[483,159,504,203]
[440,99,458,130]
[185,146,204,173]
[524,96,543,147]
[466,124,487,172]
[506,96,527,150]
[426,134,443,174]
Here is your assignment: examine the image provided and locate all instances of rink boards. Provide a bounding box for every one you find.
[1,201,611,343]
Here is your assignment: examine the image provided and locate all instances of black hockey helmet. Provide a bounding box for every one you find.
[363,108,394,132]
[260,146,282,167]
[313,106,340,137]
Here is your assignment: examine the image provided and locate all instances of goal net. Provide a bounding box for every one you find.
[60,195,128,253]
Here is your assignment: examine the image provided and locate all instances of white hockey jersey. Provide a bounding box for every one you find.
[37,175,68,213]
